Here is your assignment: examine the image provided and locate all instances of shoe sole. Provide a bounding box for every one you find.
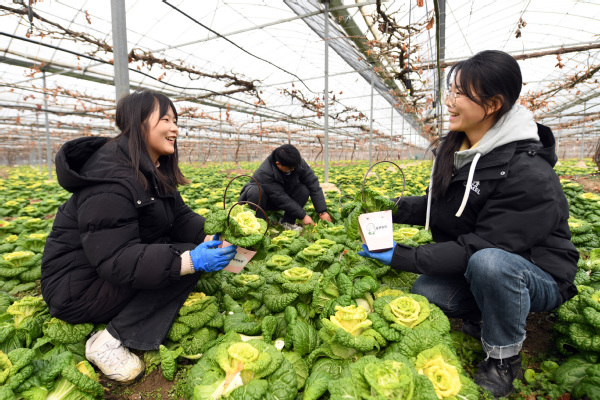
[107,367,145,385]
[129,369,146,384]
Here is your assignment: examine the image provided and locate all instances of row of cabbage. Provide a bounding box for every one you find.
[0,163,473,400]
[0,168,102,398]
[0,161,599,400]
[172,168,460,399]
[535,178,600,400]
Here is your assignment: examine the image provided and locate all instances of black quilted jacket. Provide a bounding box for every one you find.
[241,153,327,220]
[41,136,205,318]
[390,124,578,302]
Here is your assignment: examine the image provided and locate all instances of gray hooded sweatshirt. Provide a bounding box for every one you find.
[425,104,540,229]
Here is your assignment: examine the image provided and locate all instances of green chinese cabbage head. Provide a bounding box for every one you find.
[414,344,479,400]
[233,211,263,236]
[282,267,313,283]
[187,337,297,400]
[330,305,372,337]
[386,295,430,328]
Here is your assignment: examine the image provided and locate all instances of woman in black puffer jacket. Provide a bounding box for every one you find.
[41,89,236,382]
[359,51,578,398]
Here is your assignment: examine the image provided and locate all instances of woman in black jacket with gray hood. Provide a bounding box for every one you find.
[359,50,578,398]
[41,90,236,382]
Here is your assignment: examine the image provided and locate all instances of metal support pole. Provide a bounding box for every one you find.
[581,101,586,161]
[556,117,561,158]
[323,0,330,183]
[28,123,34,167]
[438,0,446,136]
[400,116,404,162]
[198,131,202,163]
[219,113,223,170]
[408,126,413,160]
[42,70,52,180]
[259,115,263,162]
[110,0,130,101]
[35,112,42,173]
[390,106,394,160]
[369,63,375,167]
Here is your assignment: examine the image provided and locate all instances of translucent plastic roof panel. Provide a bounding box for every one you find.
[0,0,599,158]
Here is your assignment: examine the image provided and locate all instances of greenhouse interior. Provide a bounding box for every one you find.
[1,0,600,399]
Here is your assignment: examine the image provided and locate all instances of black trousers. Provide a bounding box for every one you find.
[52,273,201,351]
[239,184,309,224]
[106,274,201,350]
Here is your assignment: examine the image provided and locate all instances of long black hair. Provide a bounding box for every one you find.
[431,50,522,199]
[114,89,188,193]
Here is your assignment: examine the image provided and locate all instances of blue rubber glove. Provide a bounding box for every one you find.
[358,242,397,266]
[190,237,237,273]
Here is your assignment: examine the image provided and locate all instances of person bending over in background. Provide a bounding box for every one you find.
[359,50,578,398]
[239,144,332,231]
[41,89,237,383]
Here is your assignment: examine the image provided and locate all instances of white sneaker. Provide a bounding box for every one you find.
[279,219,303,232]
[85,329,145,383]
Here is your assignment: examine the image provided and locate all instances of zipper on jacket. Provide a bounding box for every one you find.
[170,245,181,256]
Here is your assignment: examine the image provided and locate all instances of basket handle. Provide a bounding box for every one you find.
[223,174,261,210]
[361,160,405,208]
[225,201,269,237]
[338,195,356,208]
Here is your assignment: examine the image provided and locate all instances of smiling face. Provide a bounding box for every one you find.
[446,72,499,144]
[144,104,178,163]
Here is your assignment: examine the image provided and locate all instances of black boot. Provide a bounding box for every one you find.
[474,353,522,398]
[461,319,481,341]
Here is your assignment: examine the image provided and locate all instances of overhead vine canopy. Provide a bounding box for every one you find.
[0,0,599,164]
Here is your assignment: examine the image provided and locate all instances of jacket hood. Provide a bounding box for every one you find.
[55,136,111,193]
[425,105,544,230]
[55,136,157,199]
[528,123,558,168]
[454,104,539,170]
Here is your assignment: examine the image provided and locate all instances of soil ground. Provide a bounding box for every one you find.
[99,171,600,399]
[564,172,600,193]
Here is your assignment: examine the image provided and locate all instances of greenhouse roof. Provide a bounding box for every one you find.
[1,0,599,158]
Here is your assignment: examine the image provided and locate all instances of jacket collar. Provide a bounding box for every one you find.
[453,104,539,170]
[428,123,553,227]
[455,142,517,174]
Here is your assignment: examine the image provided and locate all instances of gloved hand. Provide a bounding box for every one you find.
[190,237,237,273]
[358,242,396,266]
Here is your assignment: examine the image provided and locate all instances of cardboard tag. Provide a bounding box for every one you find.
[217,235,257,274]
[358,210,394,252]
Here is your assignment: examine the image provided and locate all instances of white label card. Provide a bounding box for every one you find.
[358,210,394,252]
[217,235,257,274]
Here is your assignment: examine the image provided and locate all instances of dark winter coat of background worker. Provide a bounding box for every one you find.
[41,90,236,383]
[359,50,578,398]
[239,144,332,231]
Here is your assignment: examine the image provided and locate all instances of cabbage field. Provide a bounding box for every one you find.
[0,160,599,400]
